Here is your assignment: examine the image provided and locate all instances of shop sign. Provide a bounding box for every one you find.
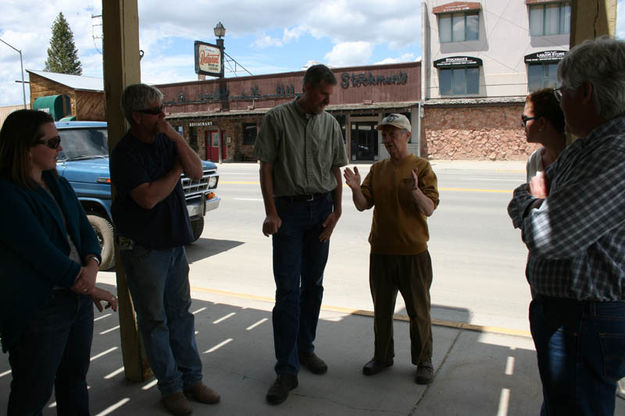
[189,121,213,127]
[194,41,222,77]
[340,71,408,89]
[524,50,567,64]
[433,56,482,68]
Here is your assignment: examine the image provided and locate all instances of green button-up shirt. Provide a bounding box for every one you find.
[254,99,348,196]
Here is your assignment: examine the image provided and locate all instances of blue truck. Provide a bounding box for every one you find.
[55,121,221,270]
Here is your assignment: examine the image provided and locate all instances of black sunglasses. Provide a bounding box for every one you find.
[36,136,61,149]
[137,105,164,115]
[521,114,541,127]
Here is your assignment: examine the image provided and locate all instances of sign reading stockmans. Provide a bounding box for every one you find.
[340,71,408,88]
[433,56,483,69]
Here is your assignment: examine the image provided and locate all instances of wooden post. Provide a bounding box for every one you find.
[102,0,151,382]
[570,0,617,47]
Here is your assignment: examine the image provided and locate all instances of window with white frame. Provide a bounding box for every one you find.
[439,67,480,95]
[529,2,571,36]
[528,63,559,92]
[439,12,479,43]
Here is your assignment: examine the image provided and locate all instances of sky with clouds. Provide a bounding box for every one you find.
[0,0,623,107]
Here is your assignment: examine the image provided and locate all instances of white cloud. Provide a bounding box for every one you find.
[253,35,283,49]
[374,53,418,65]
[324,41,373,67]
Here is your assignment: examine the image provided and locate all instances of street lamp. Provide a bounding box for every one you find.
[213,22,226,39]
[0,38,27,109]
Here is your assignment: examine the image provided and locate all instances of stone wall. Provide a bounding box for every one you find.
[422,103,539,160]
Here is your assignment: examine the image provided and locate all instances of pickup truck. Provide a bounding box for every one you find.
[55,121,220,270]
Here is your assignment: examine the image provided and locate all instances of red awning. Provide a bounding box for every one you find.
[432,2,481,14]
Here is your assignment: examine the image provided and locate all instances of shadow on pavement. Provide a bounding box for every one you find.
[0,283,585,416]
[186,238,244,264]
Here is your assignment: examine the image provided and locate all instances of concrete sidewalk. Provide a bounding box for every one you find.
[3,283,622,416]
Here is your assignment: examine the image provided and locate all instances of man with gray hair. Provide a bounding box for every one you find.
[110,83,219,416]
[344,113,439,385]
[508,37,625,415]
[254,64,347,405]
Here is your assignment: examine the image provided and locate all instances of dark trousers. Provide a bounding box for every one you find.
[271,194,332,375]
[8,290,94,416]
[530,295,625,416]
[369,251,433,365]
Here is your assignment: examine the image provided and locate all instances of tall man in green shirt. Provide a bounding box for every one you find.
[344,113,439,385]
[254,64,347,405]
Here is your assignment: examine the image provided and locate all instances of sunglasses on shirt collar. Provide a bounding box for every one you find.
[36,136,61,149]
[137,105,164,115]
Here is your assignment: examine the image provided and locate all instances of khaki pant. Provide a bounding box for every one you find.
[369,251,433,365]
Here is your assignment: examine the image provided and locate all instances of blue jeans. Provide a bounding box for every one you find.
[272,194,332,375]
[119,244,202,396]
[530,295,625,416]
[8,290,93,416]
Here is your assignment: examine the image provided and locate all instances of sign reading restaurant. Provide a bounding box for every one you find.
[433,56,482,68]
[194,40,222,77]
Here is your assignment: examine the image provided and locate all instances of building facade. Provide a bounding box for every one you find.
[159,62,421,163]
[421,0,570,159]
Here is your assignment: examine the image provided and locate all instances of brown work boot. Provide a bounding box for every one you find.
[162,391,192,416]
[184,382,221,404]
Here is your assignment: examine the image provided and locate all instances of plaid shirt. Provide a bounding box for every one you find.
[508,116,625,301]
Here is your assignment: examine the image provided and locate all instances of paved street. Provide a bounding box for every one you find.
[171,160,532,334]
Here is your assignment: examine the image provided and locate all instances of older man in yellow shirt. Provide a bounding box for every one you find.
[344,113,439,385]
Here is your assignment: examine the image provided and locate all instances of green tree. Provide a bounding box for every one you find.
[44,12,82,75]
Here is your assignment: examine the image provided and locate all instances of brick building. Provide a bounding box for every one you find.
[159,62,421,163]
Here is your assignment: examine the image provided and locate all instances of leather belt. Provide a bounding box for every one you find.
[277,192,328,202]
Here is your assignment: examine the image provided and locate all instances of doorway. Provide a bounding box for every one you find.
[205,130,226,162]
[351,121,378,161]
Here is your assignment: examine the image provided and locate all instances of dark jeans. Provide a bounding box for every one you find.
[529,295,625,416]
[271,193,332,375]
[8,290,94,416]
[369,251,433,365]
[119,244,203,396]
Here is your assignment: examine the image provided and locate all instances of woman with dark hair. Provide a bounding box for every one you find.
[522,88,567,182]
[0,109,118,415]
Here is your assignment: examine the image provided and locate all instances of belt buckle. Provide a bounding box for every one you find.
[304,194,315,202]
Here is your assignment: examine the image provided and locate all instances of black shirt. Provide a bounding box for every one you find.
[110,131,192,249]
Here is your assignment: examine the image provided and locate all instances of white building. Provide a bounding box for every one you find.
[420,1,570,159]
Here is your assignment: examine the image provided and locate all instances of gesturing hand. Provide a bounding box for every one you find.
[410,168,419,190]
[343,167,362,190]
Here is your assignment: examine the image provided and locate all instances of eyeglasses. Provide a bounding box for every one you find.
[521,114,540,127]
[553,87,566,102]
[137,105,164,115]
[36,136,61,149]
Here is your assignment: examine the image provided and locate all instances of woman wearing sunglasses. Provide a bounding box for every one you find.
[522,88,567,182]
[0,109,118,415]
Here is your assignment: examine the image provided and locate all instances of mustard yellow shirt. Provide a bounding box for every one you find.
[361,154,439,255]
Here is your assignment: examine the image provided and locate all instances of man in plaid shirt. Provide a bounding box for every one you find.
[508,37,625,416]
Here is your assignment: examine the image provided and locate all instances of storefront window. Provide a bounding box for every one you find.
[439,67,479,96]
[528,63,559,92]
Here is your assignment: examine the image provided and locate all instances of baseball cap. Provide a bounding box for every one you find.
[376,113,411,132]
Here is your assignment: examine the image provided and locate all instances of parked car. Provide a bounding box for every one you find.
[55,121,220,270]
